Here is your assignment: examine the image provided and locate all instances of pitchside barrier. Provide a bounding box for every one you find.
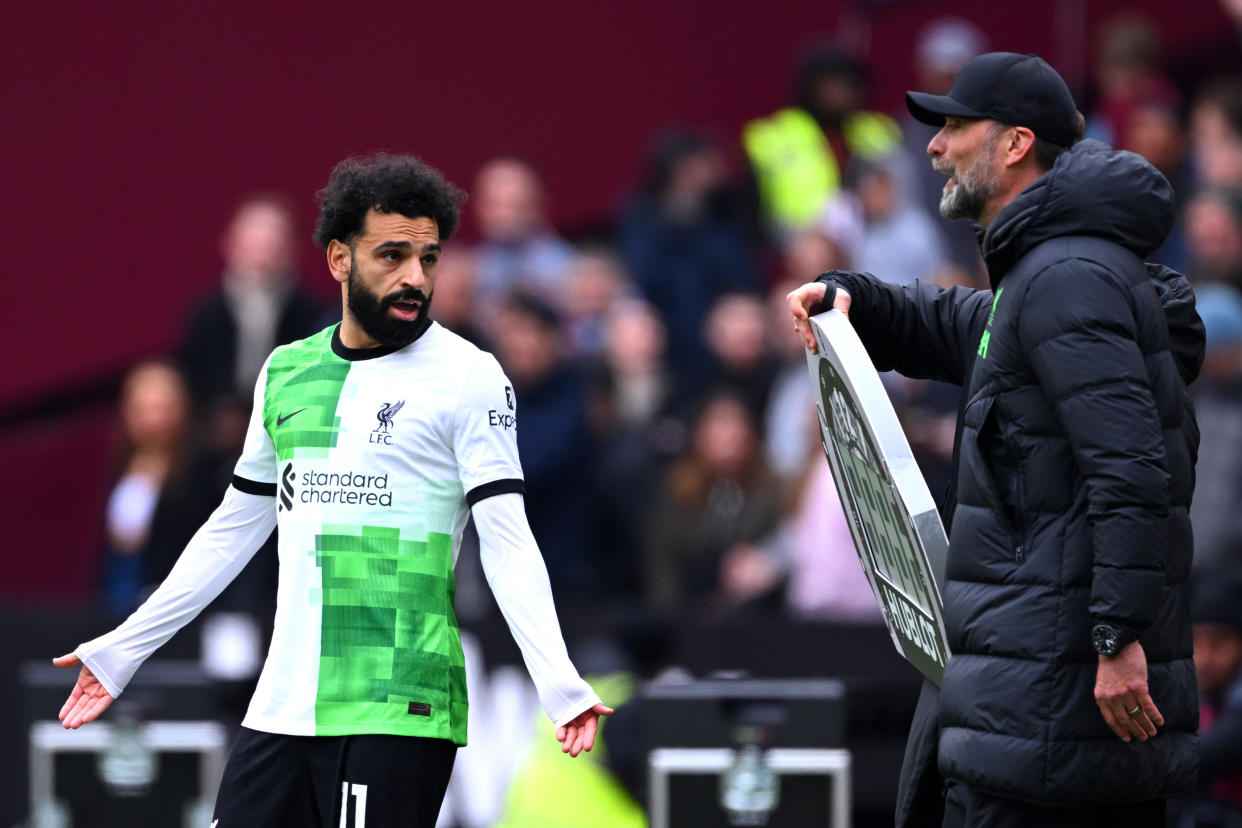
[644,678,850,827]
[805,310,951,686]
[22,660,224,827]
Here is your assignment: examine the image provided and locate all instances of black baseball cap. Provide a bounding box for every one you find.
[906,52,1078,147]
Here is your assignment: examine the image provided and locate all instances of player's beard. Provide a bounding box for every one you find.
[347,261,433,349]
[936,133,1001,222]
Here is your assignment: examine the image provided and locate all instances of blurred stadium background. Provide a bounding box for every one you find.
[5,0,1242,825]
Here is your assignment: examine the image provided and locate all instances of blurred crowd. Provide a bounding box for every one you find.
[92,13,1242,822]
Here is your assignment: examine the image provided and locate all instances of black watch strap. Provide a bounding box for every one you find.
[1091,622,1140,657]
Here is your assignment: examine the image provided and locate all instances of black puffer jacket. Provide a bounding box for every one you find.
[819,140,1203,805]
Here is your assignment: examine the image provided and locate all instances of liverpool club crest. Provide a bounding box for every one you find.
[371,400,405,445]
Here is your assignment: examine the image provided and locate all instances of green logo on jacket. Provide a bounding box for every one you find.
[978,287,1005,359]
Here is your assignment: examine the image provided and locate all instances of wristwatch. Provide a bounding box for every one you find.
[1091,623,1138,657]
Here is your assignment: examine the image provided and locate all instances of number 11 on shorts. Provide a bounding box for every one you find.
[340,782,368,827]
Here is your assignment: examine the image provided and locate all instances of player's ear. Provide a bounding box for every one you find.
[327,239,351,285]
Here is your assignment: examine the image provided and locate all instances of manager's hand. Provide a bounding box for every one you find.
[53,653,115,729]
[1094,641,1163,743]
[556,702,614,758]
[787,282,851,354]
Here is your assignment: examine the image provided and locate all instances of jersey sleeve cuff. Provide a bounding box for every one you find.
[232,475,277,496]
[551,688,604,728]
[466,478,525,507]
[76,645,123,698]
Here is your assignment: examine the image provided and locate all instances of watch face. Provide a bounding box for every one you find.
[1092,624,1119,656]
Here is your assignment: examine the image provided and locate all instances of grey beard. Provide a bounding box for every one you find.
[933,171,993,219]
[936,131,1001,222]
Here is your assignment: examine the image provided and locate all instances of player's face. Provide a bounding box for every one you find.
[336,210,441,348]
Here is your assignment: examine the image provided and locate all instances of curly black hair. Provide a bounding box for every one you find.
[313,153,467,249]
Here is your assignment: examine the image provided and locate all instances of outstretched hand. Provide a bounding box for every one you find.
[53,653,114,729]
[556,702,614,758]
[787,282,851,354]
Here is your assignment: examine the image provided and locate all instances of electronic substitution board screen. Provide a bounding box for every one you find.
[805,310,951,685]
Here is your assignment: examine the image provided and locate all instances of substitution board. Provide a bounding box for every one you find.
[805,310,951,685]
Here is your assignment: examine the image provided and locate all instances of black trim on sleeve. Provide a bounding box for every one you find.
[466,478,526,507]
[232,475,277,497]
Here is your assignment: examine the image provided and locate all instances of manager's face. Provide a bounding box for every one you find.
[928,116,1003,222]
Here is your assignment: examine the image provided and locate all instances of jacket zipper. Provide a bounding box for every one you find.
[1000,428,1028,563]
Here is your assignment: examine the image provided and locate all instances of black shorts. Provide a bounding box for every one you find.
[212,727,457,828]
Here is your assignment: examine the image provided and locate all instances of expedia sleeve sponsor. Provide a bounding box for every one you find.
[297,469,393,506]
[487,409,516,429]
[453,355,525,492]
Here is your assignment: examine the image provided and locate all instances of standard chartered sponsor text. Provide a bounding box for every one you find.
[299,470,393,506]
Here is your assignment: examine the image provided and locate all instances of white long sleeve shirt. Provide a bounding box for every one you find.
[77,323,598,742]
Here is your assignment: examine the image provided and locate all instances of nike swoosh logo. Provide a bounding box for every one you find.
[276,408,308,427]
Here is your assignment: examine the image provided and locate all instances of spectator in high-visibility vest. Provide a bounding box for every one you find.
[742,44,901,238]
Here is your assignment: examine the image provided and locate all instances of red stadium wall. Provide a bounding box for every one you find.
[2,0,1235,596]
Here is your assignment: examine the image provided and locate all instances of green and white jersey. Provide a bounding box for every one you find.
[77,319,599,748]
[234,323,524,744]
